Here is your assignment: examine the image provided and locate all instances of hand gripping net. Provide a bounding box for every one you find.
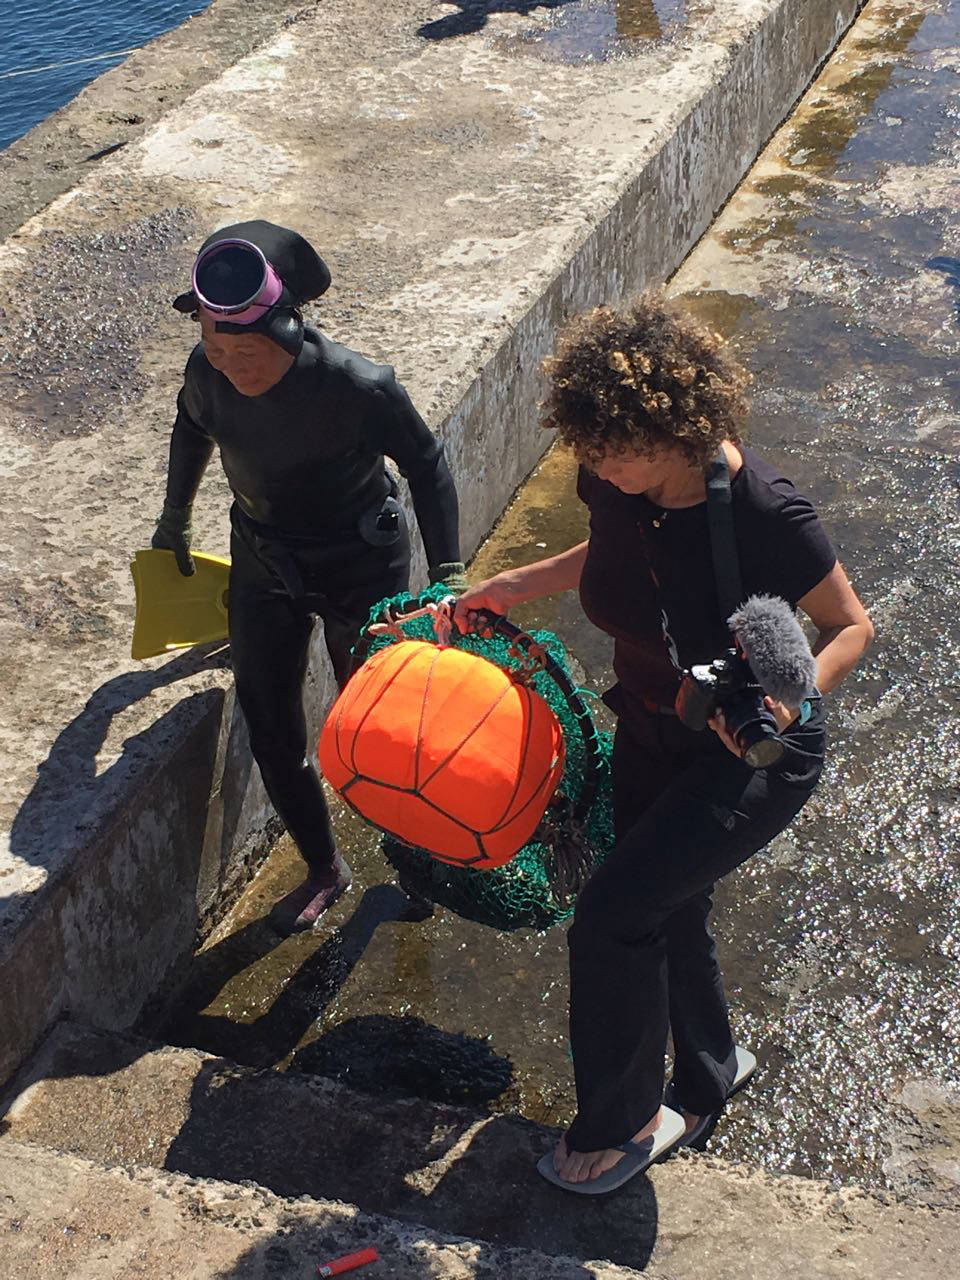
[352,585,614,931]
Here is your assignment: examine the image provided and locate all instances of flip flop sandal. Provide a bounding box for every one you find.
[535,1106,685,1196]
[665,1045,757,1148]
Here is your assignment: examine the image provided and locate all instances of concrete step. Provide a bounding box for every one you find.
[4,1021,960,1278]
[0,1137,639,1280]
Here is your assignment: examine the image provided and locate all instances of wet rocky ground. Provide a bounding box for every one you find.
[153,0,960,1204]
[491,0,706,61]
[668,0,960,1193]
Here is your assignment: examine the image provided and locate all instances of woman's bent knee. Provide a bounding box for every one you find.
[569,876,661,951]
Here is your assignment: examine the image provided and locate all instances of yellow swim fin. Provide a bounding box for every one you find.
[130,548,231,660]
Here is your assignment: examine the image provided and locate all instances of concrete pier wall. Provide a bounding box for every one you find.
[0,0,863,1086]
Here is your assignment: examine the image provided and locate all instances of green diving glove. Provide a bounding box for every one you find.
[152,502,195,577]
[429,561,469,596]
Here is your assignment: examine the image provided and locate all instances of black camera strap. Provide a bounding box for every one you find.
[639,449,745,697]
[705,449,744,622]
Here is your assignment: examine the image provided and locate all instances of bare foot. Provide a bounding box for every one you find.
[679,1107,703,1137]
[665,1082,708,1141]
[553,1107,663,1185]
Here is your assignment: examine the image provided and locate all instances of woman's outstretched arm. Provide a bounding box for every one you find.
[453,541,589,630]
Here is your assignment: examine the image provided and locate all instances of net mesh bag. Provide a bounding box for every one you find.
[351,585,615,931]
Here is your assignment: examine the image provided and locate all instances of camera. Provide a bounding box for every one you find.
[675,647,785,769]
[674,594,819,770]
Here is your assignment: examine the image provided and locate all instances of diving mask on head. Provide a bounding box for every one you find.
[192,239,284,322]
[173,220,332,357]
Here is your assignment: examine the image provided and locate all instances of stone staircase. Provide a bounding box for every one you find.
[3,1021,959,1279]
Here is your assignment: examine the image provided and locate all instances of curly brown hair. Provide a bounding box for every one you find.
[541,294,750,466]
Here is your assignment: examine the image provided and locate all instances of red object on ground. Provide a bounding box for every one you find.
[317,1248,379,1277]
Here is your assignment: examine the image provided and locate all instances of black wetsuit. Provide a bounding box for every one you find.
[163,327,460,870]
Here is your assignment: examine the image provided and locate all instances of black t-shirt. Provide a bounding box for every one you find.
[168,327,452,544]
[577,448,837,709]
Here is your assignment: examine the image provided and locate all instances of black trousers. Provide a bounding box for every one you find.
[227,502,410,873]
[565,698,825,1153]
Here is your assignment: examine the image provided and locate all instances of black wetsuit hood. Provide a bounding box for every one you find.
[173,220,331,357]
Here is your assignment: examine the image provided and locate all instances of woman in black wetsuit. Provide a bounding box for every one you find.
[152,221,464,932]
[455,297,873,1194]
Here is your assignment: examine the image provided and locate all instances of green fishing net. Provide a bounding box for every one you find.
[353,585,615,931]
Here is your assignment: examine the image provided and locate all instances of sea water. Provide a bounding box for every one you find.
[1,0,209,150]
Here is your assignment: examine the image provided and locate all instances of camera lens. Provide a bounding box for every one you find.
[742,736,785,769]
[722,685,784,770]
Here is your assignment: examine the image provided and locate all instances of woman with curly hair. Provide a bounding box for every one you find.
[455,296,873,1194]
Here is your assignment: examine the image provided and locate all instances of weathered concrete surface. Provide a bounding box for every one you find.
[884,1079,960,1210]
[5,1022,960,1278]
[1,1139,642,1280]
[0,0,865,1087]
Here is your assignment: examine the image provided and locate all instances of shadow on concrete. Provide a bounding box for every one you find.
[8,640,236,875]
[417,0,574,41]
[163,1050,659,1269]
[1,640,255,1086]
[157,883,422,1066]
[290,1012,514,1106]
[1,872,659,1270]
[209,1228,614,1278]
[208,1235,334,1280]
[151,889,659,1267]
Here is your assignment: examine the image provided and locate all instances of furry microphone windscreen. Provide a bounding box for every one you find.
[727,595,818,706]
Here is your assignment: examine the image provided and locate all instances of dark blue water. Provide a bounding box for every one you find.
[1,0,210,151]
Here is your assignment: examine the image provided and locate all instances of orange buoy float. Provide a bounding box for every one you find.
[318,639,566,870]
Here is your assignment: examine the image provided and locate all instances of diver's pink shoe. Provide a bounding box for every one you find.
[271,855,353,933]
